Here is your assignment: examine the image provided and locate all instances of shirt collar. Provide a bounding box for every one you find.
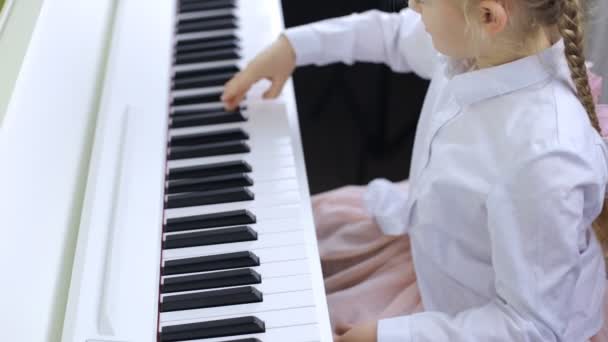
[443,40,566,106]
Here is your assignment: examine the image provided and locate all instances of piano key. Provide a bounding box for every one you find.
[173,64,239,83]
[178,13,236,25]
[172,71,236,91]
[168,142,293,164]
[172,101,234,113]
[221,339,261,342]
[179,0,236,13]
[172,91,224,106]
[177,30,239,43]
[160,286,263,312]
[162,274,313,301]
[176,324,321,342]
[162,251,260,276]
[161,289,314,322]
[177,18,238,35]
[165,209,255,233]
[161,306,317,332]
[167,173,253,194]
[173,86,225,99]
[168,140,250,160]
[169,128,249,146]
[165,217,303,241]
[175,48,240,65]
[176,8,237,22]
[169,111,247,128]
[161,268,261,293]
[163,231,307,260]
[163,225,257,249]
[166,190,300,218]
[174,60,240,74]
[169,158,296,182]
[160,316,264,342]
[163,245,308,278]
[165,187,254,209]
[167,160,252,181]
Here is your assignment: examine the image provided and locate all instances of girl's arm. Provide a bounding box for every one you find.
[375,144,606,341]
[222,8,435,110]
[284,9,437,78]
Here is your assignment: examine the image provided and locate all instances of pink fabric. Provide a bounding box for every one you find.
[312,183,608,340]
[587,70,608,138]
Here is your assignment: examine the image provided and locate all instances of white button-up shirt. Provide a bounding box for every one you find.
[285,8,608,341]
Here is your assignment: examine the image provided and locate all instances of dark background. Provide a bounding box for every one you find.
[280,0,430,194]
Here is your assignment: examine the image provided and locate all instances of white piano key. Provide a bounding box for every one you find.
[170,122,291,140]
[252,244,308,263]
[160,244,308,268]
[160,306,318,330]
[165,189,301,219]
[177,8,237,22]
[161,274,313,300]
[176,29,238,42]
[172,86,225,99]
[164,216,303,237]
[162,231,307,259]
[168,150,296,170]
[177,324,322,342]
[172,101,236,113]
[173,60,240,74]
[251,178,299,194]
[165,202,301,223]
[160,289,315,322]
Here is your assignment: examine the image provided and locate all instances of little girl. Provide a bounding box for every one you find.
[222,0,608,340]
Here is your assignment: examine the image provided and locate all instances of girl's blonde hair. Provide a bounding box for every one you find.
[462,0,608,264]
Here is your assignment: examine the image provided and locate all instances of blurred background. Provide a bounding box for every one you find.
[282,0,430,195]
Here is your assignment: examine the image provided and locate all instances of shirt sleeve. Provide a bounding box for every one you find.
[377,144,606,341]
[283,8,437,78]
[363,178,412,236]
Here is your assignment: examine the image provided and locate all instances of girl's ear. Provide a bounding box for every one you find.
[478,0,508,36]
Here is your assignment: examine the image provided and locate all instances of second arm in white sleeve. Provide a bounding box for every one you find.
[283,9,437,79]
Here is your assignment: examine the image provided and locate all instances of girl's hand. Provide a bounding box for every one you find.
[334,321,378,342]
[221,34,296,110]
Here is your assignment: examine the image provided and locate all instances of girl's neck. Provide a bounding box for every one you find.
[473,26,559,69]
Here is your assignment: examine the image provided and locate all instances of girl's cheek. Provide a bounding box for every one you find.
[408,0,422,13]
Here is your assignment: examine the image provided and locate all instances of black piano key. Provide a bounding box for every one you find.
[162,251,260,276]
[175,48,240,65]
[177,18,238,35]
[163,225,257,250]
[172,91,224,106]
[167,173,253,194]
[168,160,252,180]
[172,71,235,90]
[165,209,256,232]
[170,128,249,147]
[168,140,250,160]
[174,65,239,83]
[165,187,254,209]
[175,35,239,55]
[160,286,263,312]
[170,110,246,128]
[174,35,240,55]
[162,268,261,293]
[160,316,264,342]
[179,0,236,13]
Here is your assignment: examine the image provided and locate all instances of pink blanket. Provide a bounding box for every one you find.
[311,184,608,340]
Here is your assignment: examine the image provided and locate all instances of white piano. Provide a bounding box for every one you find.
[0,0,332,341]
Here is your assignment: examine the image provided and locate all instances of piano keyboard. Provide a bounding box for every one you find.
[158,1,330,341]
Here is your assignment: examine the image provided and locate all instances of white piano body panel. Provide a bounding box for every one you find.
[0,0,123,341]
[0,0,332,341]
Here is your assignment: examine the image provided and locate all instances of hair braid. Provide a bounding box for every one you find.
[557,0,608,262]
